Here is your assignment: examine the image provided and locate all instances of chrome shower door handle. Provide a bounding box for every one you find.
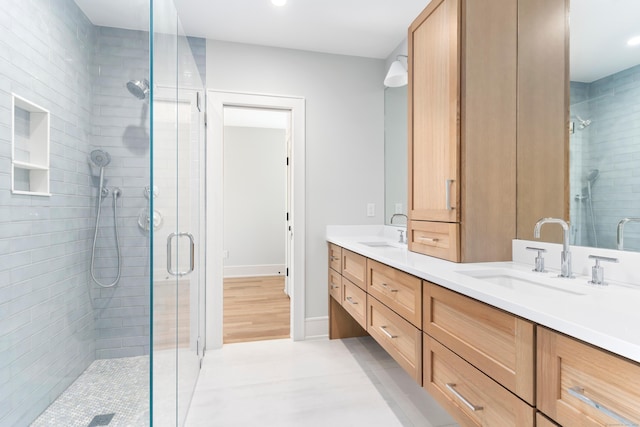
[167,232,195,277]
[445,179,455,210]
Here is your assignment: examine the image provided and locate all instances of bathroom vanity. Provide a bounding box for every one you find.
[327,226,640,427]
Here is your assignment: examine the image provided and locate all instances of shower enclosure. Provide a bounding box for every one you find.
[1,0,205,425]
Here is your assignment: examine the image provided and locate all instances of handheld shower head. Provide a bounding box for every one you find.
[586,169,600,183]
[127,79,150,100]
[90,149,111,168]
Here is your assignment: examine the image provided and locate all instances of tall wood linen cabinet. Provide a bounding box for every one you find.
[408,0,517,262]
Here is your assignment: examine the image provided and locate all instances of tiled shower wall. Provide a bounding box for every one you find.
[90,26,152,359]
[570,64,640,251]
[0,0,97,425]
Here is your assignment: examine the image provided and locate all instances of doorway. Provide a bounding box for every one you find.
[206,91,306,349]
[222,107,290,343]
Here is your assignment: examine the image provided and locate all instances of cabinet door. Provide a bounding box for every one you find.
[423,282,535,404]
[424,334,535,427]
[537,327,640,426]
[409,0,460,223]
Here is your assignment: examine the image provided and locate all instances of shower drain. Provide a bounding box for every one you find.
[87,413,115,426]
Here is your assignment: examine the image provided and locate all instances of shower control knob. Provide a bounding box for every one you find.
[144,185,159,200]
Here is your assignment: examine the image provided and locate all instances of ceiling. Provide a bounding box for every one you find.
[73,0,640,81]
[73,0,429,59]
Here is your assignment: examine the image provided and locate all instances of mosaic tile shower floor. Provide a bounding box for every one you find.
[31,356,149,427]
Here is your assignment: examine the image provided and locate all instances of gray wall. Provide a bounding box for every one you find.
[570,64,640,250]
[206,40,385,319]
[223,126,287,273]
[0,0,97,425]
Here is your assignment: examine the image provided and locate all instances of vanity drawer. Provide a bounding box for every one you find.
[409,220,460,262]
[367,296,422,383]
[367,259,422,328]
[328,267,342,302]
[423,282,535,404]
[424,334,535,427]
[342,278,367,329]
[537,327,640,427]
[536,413,560,427]
[329,243,342,273]
[342,249,367,290]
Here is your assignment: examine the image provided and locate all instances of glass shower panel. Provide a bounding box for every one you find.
[151,1,205,425]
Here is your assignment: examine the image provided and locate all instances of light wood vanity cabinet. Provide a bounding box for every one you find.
[366,259,422,329]
[537,327,640,427]
[328,244,367,339]
[341,278,367,330]
[424,335,535,427]
[329,243,342,273]
[342,249,367,290]
[367,296,422,383]
[423,282,536,405]
[329,244,640,427]
[407,0,517,262]
[328,268,342,302]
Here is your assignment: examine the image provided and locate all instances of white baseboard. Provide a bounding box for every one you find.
[224,264,286,278]
[304,316,328,340]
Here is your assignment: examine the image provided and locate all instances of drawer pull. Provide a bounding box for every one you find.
[379,326,397,339]
[568,386,635,427]
[346,296,358,305]
[418,236,440,246]
[331,285,339,289]
[445,383,483,412]
[330,256,340,261]
[381,283,399,293]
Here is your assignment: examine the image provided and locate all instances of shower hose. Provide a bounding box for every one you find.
[90,188,122,288]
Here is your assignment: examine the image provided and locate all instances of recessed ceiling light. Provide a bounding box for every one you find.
[628,36,640,46]
[271,0,287,6]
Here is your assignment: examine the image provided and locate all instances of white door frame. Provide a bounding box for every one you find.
[206,91,306,349]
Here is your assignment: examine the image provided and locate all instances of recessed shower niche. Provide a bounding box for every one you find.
[11,93,50,196]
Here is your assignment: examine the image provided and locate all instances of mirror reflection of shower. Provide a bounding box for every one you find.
[575,168,600,247]
[89,149,122,288]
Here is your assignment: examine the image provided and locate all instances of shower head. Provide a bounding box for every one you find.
[586,169,600,183]
[126,78,150,100]
[90,149,111,168]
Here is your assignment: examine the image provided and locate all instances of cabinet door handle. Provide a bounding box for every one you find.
[346,296,358,305]
[379,325,397,339]
[445,383,483,412]
[568,387,634,426]
[381,283,399,293]
[418,236,440,246]
[445,179,455,210]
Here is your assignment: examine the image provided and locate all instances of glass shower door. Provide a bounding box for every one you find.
[151,4,205,424]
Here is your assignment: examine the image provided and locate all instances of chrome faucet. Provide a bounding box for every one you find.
[534,217,572,278]
[390,214,408,244]
[390,213,408,225]
[616,218,640,250]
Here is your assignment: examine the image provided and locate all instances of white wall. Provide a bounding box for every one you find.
[223,126,286,273]
[206,40,385,319]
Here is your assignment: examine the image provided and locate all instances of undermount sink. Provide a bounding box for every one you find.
[457,268,588,296]
[359,241,397,248]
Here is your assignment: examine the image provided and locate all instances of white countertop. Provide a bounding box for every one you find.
[327,225,640,364]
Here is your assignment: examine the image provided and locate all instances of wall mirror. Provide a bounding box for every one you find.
[569,0,640,251]
[384,85,408,225]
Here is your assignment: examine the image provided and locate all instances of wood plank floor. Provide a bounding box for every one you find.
[223,276,290,344]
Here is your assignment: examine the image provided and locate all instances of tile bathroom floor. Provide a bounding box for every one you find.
[185,336,459,427]
[30,356,149,427]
